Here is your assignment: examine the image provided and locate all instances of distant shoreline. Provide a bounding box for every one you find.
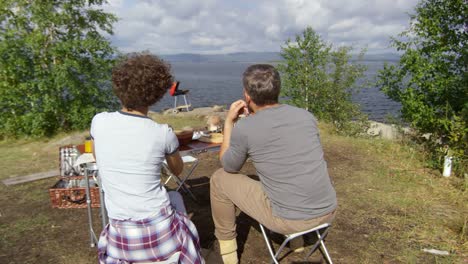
[160,51,401,63]
[149,60,401,122]
[151,105,408,141]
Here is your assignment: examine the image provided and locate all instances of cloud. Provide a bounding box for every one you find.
[102,0,419,54]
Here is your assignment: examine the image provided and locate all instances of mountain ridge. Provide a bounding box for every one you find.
[160,52,400,63]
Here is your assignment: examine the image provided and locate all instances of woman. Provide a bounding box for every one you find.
[92,53,204,263]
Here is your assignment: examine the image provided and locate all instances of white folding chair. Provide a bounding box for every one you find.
[162,155,199,200]
[259,223,333,264]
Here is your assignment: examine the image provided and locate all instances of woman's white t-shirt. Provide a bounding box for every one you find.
[90,111,179,220]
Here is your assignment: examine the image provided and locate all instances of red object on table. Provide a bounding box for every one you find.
[175,130,194,146]
[76,144,85,154]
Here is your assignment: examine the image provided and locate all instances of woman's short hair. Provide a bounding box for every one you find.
[112,53,173,109]
[242,64,281,106]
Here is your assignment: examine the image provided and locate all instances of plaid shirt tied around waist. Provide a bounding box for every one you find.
[98,207,204,264]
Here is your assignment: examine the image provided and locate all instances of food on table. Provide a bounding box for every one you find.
[198,132,223,143]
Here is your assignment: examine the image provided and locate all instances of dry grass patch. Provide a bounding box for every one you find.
[320,125,467,263]
[148,112,206,130]
[0,131,88,180]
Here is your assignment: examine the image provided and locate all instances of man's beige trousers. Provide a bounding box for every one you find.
[210,168,336,240]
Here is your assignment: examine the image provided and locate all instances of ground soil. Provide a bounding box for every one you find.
[0,150,363,264]
[1,112,466,263]
[181,152,338,264]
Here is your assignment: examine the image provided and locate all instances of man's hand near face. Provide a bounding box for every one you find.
[220,100,247,161]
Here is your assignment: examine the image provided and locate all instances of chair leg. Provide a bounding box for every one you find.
[183,95,190,111]
[97,174,107,229]
[162,162,198,201]
[261,223,333,264]
[166,171,197,201]
[175,161,198,201]
[259,224,280,264]
[162,165,173,185]
[304,228,332,264]
[175,161,198,192]
[178,183,197,201]
[174,96,178,109]
[186,93,191,108]
[305,228,328,258]
[276,236,296,260]
[318,230,333,264]
[319,241,333,264]
[164,175,173,185]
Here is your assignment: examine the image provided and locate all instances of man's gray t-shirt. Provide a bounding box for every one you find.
[222,104,337,220]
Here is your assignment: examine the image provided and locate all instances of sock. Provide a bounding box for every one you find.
[219,239,238,264]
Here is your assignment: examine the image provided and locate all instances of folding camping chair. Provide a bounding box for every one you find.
[169,81,191,112]
[162,155,199,201]
[259,223,333,264]
[83,162,108,248]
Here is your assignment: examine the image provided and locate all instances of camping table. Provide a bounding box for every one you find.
[82,140,221,248]
[179,140,221,156]
[166,140,221,200]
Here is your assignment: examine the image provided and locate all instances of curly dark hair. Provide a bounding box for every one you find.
[112,53,173,109]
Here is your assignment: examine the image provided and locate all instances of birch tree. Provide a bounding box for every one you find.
[278,27,367,134]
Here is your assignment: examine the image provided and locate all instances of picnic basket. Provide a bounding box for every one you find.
[49,177,101,209]
[49,144,101,209]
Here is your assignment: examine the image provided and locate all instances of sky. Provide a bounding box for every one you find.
[102,0,419,55]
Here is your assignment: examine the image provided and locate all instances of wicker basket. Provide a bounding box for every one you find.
[49,178,101,209]
[50,144,100,209]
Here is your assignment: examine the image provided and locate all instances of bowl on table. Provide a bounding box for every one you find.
[174,130,194,146]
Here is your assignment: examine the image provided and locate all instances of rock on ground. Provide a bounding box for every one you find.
[367,121,410,140]
[155,106,227,119]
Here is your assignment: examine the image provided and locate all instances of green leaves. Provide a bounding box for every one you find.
[376,0,467,175]
[278,27,368,135]
[0,0,118,137]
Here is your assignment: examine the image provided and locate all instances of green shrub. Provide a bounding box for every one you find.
[0,0,119,138]
[377,0,467,176]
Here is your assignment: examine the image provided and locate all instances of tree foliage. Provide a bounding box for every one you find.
[377,0,467,174]
[0,0,119,137]
[278,27,368,135]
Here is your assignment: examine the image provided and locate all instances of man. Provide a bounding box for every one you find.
[210,64,337,264]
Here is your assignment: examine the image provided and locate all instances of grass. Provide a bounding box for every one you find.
[0,114,206,180]
[0,118,466,263]
[0,131,88,180]
[149,112,207,130]
[319,124,467,263]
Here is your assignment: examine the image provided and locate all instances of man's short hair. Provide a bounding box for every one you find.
[112,53,173,109]
[242,64,281,106]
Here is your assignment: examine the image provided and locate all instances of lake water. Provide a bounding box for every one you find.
[150,61,401,122]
